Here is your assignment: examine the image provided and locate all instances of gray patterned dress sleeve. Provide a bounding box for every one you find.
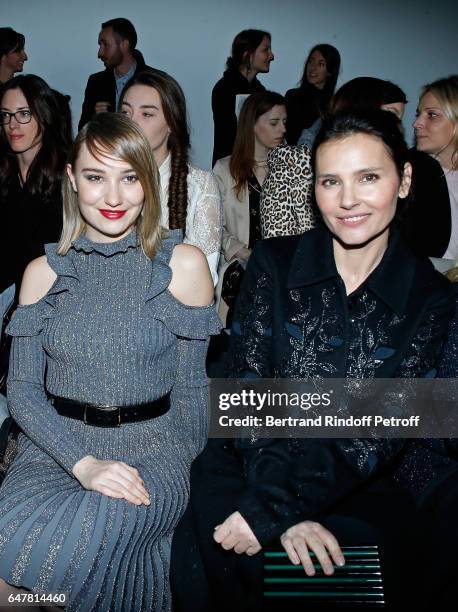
[7,304,89,473]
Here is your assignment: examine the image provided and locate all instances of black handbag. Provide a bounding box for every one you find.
[221,260,245,328]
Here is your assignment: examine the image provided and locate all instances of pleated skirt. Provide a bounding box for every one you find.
[0,412,198,612]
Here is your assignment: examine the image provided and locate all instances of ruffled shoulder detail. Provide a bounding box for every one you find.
[6,301,48,337]
[6,243,79,336]
[7,243,79,337]
[146,229,184,301]
[152,292,222,339]
[146,228,222,338]
[44,243,78,280]
[43,243,79,307]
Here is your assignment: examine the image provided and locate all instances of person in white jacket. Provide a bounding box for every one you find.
[213,91,286,325]
[120,69,222,284]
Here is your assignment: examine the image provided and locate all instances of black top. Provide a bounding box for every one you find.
[0,174,62,294]
[438,285,458,378]
[401,148,452,257]
[79,50,153,130]
[247,174,262,248]
[211,67,265,166]
[285,84,330,145]
[227,227,454,544]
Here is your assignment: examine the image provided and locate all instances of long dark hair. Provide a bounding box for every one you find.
[226,29,271,72]
[120,69,189,230]
[299,44,341,96]
[230,91,285,198]
[330,77,407,115]
[0,74,72,200]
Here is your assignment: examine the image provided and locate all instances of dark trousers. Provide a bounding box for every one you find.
[411,464,458,612]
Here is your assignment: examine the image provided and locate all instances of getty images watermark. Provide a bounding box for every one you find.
[209,379,458,438]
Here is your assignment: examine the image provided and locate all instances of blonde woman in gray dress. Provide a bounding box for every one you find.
[0,113,219,611]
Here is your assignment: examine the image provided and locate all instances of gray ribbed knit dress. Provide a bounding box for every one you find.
[0,229,220,611]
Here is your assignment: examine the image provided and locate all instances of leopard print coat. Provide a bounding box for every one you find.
[260,144,317,238]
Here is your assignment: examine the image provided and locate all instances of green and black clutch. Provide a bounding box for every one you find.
[263,546,384,610]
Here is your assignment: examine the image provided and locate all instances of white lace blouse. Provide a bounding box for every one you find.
[159,155,222,285]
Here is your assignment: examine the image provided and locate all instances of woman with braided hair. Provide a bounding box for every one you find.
[120,70,222,284]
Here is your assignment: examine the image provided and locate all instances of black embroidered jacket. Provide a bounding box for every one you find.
[228,227,454,544]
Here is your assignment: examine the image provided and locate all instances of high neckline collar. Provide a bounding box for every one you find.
[158,153,172,180]
[287,226,417,316]
[223,67,262,89]
[71,230,139,256]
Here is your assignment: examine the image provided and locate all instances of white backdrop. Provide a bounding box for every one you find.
[3,0,457,169]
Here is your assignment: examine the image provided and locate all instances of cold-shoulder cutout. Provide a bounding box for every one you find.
[19,255,58,306]
[168,243,214,307]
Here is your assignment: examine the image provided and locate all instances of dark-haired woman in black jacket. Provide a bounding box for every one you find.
[285,43,340,145]
[188,111,454,611]
[211,29,274,166]
[0,74,71,296]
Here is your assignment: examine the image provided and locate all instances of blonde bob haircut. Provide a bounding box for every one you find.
[421,75,458,170]
[58,113,163,259]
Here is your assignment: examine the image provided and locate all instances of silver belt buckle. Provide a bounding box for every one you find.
[83,404,121,427]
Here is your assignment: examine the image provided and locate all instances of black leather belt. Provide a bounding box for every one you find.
[51,392,171,427]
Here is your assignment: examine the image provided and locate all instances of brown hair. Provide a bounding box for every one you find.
[229,90,285,198]
[0,74,72,200]
[120,69,189,229]
[226,29,271,72]
[58,113,163,259]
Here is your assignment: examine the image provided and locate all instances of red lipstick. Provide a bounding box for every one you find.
[100,210,126,220]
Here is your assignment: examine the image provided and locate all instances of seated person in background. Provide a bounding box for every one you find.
[0,74,71,471]
[212,29,273,166]
[120,69,222,284]
[330,76,407,120]
[213,91,286,327]
[299,76,407,149]
[0,28,27,85]
[285,43,341,145]
[0,74,71,297]
[79,17,153,129]
[402,75,458,259]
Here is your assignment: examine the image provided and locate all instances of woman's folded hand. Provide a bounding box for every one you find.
[214,510,261,555]
[72,455,150,506]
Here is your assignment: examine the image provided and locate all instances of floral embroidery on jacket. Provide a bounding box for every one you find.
[282,287,339,378]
